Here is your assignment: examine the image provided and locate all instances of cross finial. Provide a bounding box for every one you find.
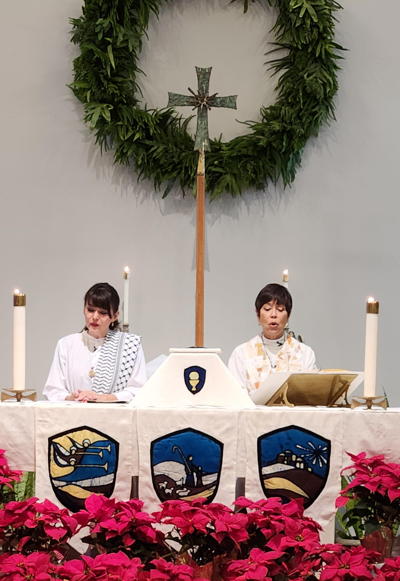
[168,66,237,151]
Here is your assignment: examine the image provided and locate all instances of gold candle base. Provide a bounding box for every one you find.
[351,395,387,410]
[1,389,36,403]
[122,324,129,332]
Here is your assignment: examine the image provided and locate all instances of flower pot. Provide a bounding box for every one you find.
[360,526,394,562]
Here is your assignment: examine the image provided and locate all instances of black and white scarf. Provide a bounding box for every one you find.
[92,330,141,394]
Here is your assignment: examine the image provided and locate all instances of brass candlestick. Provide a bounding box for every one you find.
[351,395,387,410]
[1,389,36,402]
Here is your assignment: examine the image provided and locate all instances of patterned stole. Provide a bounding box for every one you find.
[92,330,140,394]
[245,335,304,390]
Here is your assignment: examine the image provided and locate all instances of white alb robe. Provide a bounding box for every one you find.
[43,332,146,402]
[228,334,317,393]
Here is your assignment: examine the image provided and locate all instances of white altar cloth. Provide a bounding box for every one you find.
[0,402,398,542]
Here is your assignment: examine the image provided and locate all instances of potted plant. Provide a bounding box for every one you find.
[336,452,400,560]
[154,498,249,580]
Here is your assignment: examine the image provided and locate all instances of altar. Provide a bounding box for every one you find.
[1,401,396,543]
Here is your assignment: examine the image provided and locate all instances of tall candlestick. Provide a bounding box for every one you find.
[13,289,26,391]
[123,266,130,327]
[363,297,379,398]
[282,269,289,289]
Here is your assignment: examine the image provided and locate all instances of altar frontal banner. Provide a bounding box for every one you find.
[137,407,240,512]
[243,408,344,537]
[0,402,35,471]
[342,409,399,463]
[35,403,136,511]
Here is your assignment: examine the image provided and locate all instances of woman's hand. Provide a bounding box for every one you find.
[94,393,118,402]
[74,390,98,402]
[65,390,117,402]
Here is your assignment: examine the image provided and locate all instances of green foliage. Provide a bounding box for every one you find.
[337,474,400,541]
[12,472,36,503]
[1,472,35,506]
[69,0,344,198]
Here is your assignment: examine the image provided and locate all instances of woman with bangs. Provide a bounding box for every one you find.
[228,283,317,393]
[44,282,146,402]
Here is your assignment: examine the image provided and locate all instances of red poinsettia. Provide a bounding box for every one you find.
[0,497,80,555]
[148,557,209,580]
[234,496,321,555]
[155,498,251,567]
[1,443,398,581]
[155,499,211,536]
[0,551,57,580]
[319,544,378,581]
[223,547,285,580]
[374,556,400,581]
[76,494,167,563]
[338,453,400,504]
[58,551,145,580]
[0,449,22,494]
[336,452,400,541]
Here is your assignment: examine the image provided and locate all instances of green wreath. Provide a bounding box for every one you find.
[70,0,344,199]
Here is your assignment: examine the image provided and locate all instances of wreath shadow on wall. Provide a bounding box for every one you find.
[69,0,344,200]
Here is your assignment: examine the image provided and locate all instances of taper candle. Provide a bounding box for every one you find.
[363,297,379,398]
[123,266,130,327]
[13,289,26,391]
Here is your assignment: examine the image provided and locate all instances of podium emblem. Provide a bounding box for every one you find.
[257,425,330,508]
[48,426,119,512]
[184,365,206,394]
[151,428,223,503]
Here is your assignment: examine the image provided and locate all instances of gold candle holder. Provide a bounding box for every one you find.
[1,389,36,402]
[13,292,26,307]
[366,298,379,314]
[351,395,387,410]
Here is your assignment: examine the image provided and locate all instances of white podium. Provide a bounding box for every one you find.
[134,347,254,408]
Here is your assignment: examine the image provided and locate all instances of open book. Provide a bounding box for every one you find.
[249,370,363,407]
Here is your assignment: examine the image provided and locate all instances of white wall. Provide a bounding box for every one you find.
[1,0,399,404]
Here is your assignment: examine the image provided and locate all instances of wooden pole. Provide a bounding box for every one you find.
[195,148,205,347]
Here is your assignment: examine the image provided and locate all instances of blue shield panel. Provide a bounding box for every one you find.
[151,428,223,503]
[48,426,119,512]
[257,425,330,508]
[184,365,206,394]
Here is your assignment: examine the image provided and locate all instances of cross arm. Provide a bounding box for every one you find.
[211,95,237,109]
[168,92,195,107]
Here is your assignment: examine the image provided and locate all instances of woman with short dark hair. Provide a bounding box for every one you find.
[44,282,146,402]
[228,283,316,393]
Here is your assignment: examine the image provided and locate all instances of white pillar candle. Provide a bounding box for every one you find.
[282,269,289,289]
[363,297,379,398]
[123,266,130,327]
[13,289,26,391]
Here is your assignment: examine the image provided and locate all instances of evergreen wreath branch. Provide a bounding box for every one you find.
[69,0,344,199]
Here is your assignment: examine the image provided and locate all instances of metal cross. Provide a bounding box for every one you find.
[168,66,237,151]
